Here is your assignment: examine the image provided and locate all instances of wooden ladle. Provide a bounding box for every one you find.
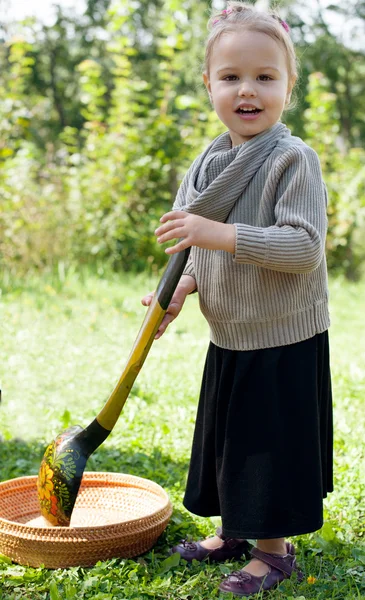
[37,248,190,526]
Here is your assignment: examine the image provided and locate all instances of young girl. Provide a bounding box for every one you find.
[142,2,333,596]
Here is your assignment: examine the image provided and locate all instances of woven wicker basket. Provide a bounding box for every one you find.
[0,472,172,569]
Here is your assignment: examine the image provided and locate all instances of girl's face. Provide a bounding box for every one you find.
[203,30,292,147]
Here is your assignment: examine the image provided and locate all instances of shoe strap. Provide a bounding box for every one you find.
[216,527,246,547]
[250,545,295,577]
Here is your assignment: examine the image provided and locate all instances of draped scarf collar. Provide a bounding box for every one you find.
[179,122,291,223]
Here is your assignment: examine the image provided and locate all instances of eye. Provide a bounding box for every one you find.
[258,74,273,81]
[222,74,238,81]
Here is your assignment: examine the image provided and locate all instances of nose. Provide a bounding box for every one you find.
[238,81,257,97]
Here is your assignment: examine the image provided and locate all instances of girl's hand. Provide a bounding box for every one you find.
[155,211,235,255]
[141,275,196,339]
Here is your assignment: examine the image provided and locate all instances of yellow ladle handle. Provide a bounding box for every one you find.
[96,247,190,431]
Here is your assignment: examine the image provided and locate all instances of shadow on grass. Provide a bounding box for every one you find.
[0,436,190,488]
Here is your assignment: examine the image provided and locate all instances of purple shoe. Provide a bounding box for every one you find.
[219,542,304,597]
[170,527,250,563]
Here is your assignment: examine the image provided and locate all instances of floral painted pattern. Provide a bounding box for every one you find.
[37,426,84,526]
[38,463,54,500]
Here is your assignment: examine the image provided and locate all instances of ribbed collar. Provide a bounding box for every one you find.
[178,122,291,223]
[195,137,241,193]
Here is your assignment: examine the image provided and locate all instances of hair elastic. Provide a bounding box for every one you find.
[277,17,290,33]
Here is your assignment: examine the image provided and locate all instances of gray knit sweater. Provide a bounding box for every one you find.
[173,122,330,351]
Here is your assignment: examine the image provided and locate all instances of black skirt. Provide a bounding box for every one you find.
[183,332,333,539]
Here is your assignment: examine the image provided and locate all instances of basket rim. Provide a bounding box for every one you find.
[0,472,172,534]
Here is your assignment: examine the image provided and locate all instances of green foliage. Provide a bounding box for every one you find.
[0,37,35,159]
[0,273,364,598]
[0,0,365,276]
[304,73,365,279]
[67,0,223,272]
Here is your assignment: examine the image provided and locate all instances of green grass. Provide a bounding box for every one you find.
[0,272,364,599]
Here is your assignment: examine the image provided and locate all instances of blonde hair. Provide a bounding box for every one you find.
[204,1,298,95]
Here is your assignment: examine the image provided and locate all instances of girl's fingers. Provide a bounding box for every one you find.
[157,227,186,245]
[165,238,189,254]
[154,297,184,339]
[155,313,175,339]
[155,219,184,238]
[159,211,186,223]
[141,292,154,306]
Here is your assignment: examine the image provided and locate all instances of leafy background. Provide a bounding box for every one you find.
[1,0,365,278]
[0,0,365,598]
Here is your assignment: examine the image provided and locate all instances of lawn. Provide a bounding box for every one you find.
[0,272,364,599]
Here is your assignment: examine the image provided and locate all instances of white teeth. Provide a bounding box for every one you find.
[238,107,258,113]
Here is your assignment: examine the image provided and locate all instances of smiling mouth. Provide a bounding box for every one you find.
[236,108,263,114]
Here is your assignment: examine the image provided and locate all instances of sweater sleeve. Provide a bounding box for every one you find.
[182,256,196,280]
[233,145,328,274]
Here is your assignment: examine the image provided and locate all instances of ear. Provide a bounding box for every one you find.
[286,76,296,105]
[285,85,293,106]
[203,72,213,103]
